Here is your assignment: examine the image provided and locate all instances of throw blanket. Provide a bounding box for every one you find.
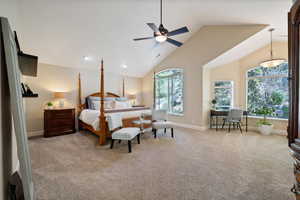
[106,113,122,131]
[79,109,152,130]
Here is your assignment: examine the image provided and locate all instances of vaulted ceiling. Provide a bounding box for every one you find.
[14,0,292,77]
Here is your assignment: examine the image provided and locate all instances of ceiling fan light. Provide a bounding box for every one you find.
[155,35,167,43]
[260,59,286,68]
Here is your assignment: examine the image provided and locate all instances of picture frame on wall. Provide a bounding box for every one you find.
[1,17,35,200]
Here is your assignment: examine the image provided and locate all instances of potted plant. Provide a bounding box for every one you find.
[211,99,217,110]
[46,102,54,109]
[255,106,274,135]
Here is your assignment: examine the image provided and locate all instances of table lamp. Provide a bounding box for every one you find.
[54,92,65,108]
[128,94,137,106]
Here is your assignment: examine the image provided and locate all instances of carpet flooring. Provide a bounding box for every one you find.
[29,128,294,200]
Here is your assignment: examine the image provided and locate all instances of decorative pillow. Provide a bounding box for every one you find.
[104,101,113,109]
[114,101,131,109]
[115,97,128,101]
[92,101,100,110]
[87,96,116,110]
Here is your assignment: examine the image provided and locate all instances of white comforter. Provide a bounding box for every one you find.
[79,109,152,130]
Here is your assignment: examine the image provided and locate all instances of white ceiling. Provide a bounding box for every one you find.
[16,0,292,77]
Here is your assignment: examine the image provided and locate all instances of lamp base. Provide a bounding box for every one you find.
[59,100,64,108]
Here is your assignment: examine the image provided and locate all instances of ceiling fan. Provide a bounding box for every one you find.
[133,0,189,47]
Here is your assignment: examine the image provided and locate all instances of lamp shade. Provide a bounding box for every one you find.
[53,92,65,99]
[260,28,286,68]
[260,59,286,68]
[128,94,136,100]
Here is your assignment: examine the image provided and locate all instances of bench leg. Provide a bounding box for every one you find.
[171,128,174,138]
[137,134,140,144]
[110,139,115,149]
[128,140,132,153]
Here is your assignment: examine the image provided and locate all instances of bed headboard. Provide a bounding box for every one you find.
[81,92,120,110]
[89,92,120,98]
[79,92,121,110]
[78,70,122,111]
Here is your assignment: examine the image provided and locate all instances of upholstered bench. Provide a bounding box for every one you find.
[111,128,140,153]
[107,114,141,153]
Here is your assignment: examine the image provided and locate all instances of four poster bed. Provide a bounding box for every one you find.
[78,60,151,145]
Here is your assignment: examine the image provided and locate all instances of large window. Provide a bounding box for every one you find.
[247,62,289,119]
[213,81,233,110]
[155,69,184,115]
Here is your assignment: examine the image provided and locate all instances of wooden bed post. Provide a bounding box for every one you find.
[153,71,156,109]
[99,59,106,145]
[78,73,82,107]
[122,77,125,97]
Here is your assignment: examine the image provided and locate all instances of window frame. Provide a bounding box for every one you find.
[155,68,184,116]
[245,63,289,119]
[213,80,234,110]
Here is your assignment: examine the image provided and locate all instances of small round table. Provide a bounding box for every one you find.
[132,119,152,133]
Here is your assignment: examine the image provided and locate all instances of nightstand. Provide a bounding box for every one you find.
[44,108,76,137]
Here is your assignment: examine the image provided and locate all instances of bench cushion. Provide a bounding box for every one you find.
[112,128,140,140]
[152,121,173,129]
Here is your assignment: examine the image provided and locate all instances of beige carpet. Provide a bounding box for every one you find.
[29,128,294,200]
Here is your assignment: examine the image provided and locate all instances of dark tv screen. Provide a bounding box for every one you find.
[18,52,38,77]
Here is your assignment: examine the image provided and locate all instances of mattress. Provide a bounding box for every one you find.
[79,108,152,130]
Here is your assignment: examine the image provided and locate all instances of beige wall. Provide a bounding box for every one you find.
[142,25,266,128]
[24,63,143,136]
[209,41,288,132]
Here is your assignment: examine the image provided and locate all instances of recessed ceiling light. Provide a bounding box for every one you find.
[83,56,91,61]
[122,65,128,69]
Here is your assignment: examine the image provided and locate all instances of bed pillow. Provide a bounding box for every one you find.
[92,101,100,110]
[90,101,114,110]
[115,97,128,101]
[114,100,131,109]
[87,96,115,110]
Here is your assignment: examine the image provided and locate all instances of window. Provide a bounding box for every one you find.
[247,62,289,119]
[213,81,233,110]
[155,69,184,115]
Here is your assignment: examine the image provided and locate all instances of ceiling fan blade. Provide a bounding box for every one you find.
[147,23,159,32]
[167,27,189,37]
[166,38,183,47]
[133,37,154,41]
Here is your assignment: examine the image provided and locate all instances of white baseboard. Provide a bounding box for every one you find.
[173,123,288,136]
[170,122,208,131]
[27,130,43,138]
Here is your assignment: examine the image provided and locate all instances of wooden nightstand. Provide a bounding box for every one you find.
[44,108,76,137]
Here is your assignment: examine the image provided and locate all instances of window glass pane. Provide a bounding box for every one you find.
[156,69,182,78]
[214,81,232,87]
[248,62,288,78]
[171,74,183,114]
[155,69,184,114]
[213,81,233,110]
[247,77,289,119]
[156,77,169,110]
[215,87,232,110]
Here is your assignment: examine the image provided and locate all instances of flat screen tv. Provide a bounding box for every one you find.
[14,31,38,77]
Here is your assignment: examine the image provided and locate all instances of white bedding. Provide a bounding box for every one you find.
[79,109,152,130]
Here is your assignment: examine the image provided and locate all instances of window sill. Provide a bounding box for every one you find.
[248,116,288,122]
[168,112,184,117]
